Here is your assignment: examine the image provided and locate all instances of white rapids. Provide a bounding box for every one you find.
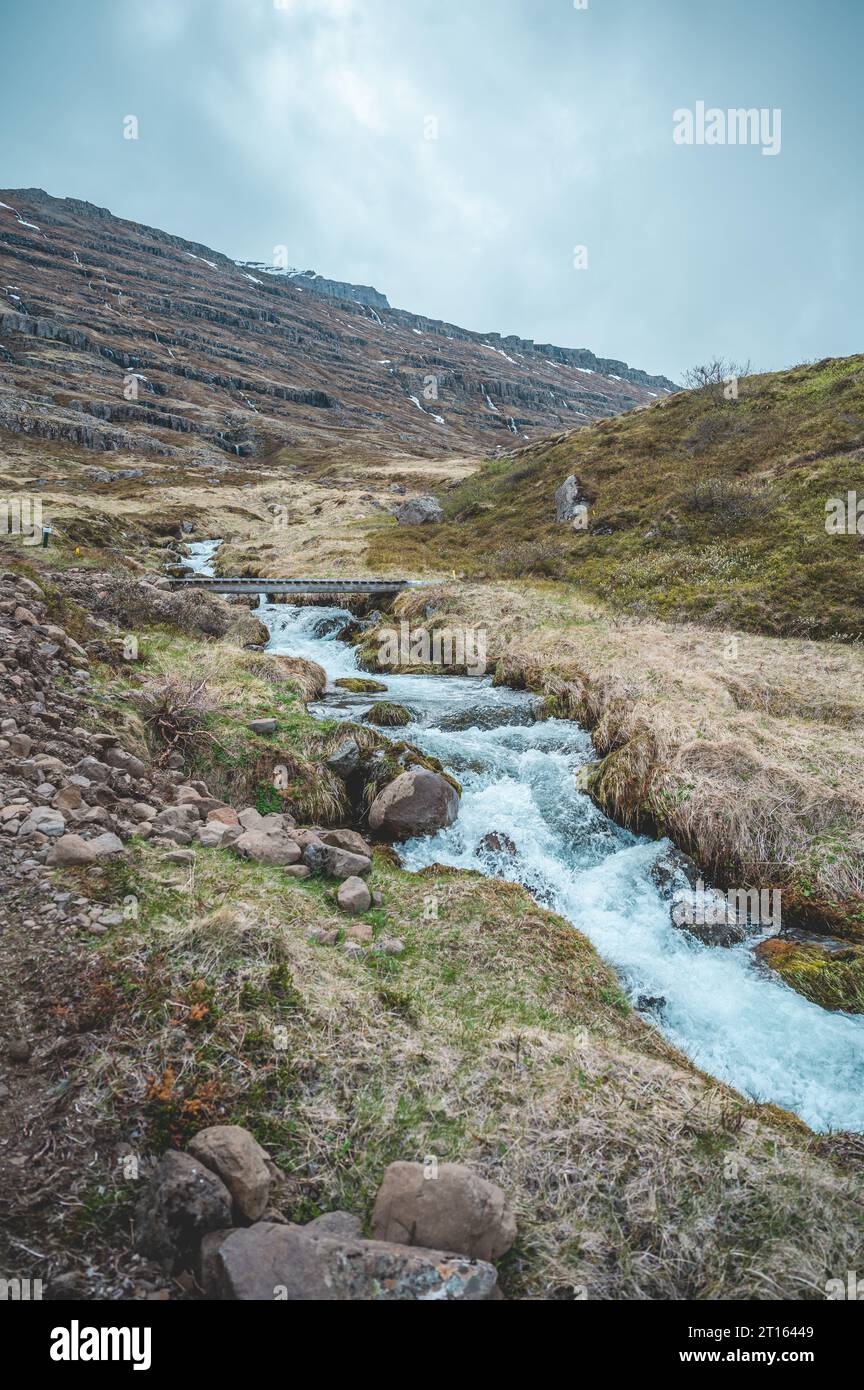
[186,541,864,1133]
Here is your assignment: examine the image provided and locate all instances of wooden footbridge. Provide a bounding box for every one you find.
[170,576,422,597]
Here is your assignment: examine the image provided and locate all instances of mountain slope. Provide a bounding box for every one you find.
[369,354,864,639]
[0,189,675,469]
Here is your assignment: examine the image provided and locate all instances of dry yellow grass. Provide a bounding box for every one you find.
[1,431,474,580]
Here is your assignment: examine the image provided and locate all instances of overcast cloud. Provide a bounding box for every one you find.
[1,0,861,380]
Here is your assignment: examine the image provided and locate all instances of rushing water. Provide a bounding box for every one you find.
[188,540,864,1131]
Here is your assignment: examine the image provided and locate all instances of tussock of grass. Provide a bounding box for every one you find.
[362,701,413,728]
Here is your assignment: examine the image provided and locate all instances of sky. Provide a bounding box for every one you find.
[1,0,861,382]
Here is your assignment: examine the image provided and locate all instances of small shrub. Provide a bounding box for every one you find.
[135,675,216,764]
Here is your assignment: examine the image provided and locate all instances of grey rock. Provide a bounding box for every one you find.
[302,843,371,880]
[89,832,125,858]
[317,828,372,858]
[325,739,361,779]
[304,1211,363,1239]
[18,807,66,838]
[336,875,372,914]
[395,495,444,526]
[368,768,459,841]
[555,474,588,524]
[75,756,111,783]
[134,1151,233,1274]
[214,1223,499,1301]
[45,834,97,867]
[247,718,278,735]
[232,830,301,866]
[188,1125,272,1223]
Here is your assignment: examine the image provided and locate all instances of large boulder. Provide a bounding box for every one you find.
[395,496,444,526]
[368,768,459,840]
[210,1223,499,1301]
[371,1161,516,1262]
[134,1151,233,1274]
[188,1125,272,1223]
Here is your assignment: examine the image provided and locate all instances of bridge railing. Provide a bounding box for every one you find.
[168,577,424,594]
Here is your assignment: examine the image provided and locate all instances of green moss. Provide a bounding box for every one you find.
[756,939,864,1012]
[334,677,389,693]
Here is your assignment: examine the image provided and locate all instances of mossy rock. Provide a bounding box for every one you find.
[755,938,864,1012]
[362,702,414,728]
[335,677,389,694]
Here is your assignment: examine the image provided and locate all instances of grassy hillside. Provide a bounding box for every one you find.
[368,355,864,639]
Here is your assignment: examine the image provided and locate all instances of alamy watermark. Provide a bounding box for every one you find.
[825,1271,862,1300]
[825,491,864,535]
[1,494,43,545]
[672,880,781,930]
[673,102,781,157]
[50,1322,151,1370]
[1,1276,43,1300]
[377,621,487,677]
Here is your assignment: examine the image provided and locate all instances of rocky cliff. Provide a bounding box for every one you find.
[0,189,676,469]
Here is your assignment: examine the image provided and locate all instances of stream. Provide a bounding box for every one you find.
[188,540,864,1132]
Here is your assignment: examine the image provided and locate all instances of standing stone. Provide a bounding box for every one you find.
[555,474,587,524]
